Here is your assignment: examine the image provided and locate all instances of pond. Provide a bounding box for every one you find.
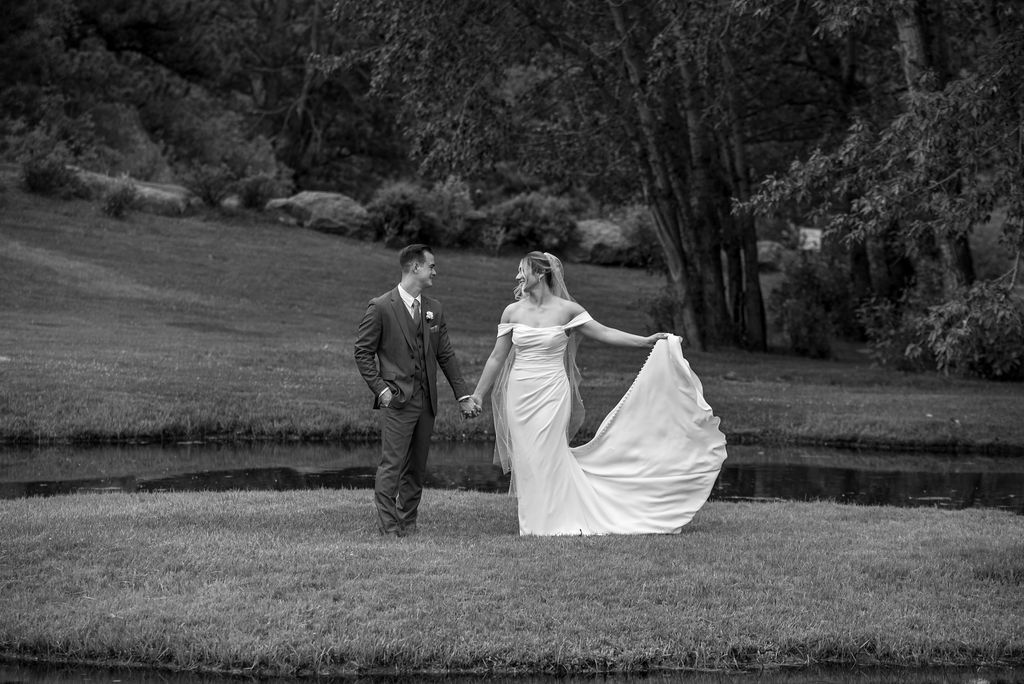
[0,441,1021,513]
[1,661,1023,684]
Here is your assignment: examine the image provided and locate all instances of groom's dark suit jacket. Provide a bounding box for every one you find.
[354,287,471,415]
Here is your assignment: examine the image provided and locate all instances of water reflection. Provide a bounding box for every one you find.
[2,662,1023,684]
[0,442,1021,514]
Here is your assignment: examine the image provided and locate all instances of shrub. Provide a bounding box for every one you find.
[858,259,1024,380]
[639,287,678,335]
[911,280,1024,380]
[365,181,444,248]
[856,295,934,372]
[238,173,284,210]
[768,254,854,358]
[603,205,666,271]
[177,162,236,208]
[431,175,477,246]
[970,208,1019,281]
[21,150,82,198]
[152,94,291,199]
[101,175,138,218]
[484,192,577,255]
[856,263,941,370]
[5,104,98,199]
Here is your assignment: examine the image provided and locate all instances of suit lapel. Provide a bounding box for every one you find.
[390,289,418,350]
[420,297,432,357]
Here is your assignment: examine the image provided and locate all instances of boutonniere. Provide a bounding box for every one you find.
[425,311,434,322]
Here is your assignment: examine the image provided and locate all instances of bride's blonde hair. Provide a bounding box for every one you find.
[514,251,565,300]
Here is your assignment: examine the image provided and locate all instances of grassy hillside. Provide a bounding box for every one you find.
[1,183,1023,451]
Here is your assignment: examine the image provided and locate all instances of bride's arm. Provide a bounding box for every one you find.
[577,318,668,348]
[471,334,513,404]
[470,303,516,405]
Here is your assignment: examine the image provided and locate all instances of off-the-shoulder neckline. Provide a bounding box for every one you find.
[499,312,591,329]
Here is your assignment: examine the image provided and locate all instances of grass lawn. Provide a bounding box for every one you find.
[0,490,1021,677]
[1,183,1023,680]
[1,184,1022,452]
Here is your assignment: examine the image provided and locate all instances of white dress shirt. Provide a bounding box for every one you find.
[397,284,421,320]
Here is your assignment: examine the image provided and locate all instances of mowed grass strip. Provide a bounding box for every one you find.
[0,490,1021,677]
[1,187,1022,450]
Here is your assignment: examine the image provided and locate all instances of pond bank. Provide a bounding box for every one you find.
[3,658,1024,684]
[3,429,1024,457]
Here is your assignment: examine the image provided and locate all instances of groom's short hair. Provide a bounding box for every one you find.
[399,244,433,272]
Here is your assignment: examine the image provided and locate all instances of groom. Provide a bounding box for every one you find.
[354,244,479,537]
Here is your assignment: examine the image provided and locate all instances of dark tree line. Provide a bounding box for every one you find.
[0,0,401,193]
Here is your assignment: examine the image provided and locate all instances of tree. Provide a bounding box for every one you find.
[333,0,784,350]
[745,0,1024,374]
[749,0,1024,294]
[0,0,401,194]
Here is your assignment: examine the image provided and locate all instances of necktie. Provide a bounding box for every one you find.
[411,298,420,321]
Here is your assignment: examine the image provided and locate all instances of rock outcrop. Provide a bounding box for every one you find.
[265,191,368,235]
[74,169,200,216]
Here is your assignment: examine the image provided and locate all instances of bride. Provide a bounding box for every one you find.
[470,251,728,536]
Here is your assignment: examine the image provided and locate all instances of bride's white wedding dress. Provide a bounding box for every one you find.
[497,312,727,536]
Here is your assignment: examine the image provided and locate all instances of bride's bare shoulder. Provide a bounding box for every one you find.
[558,298,586,319]
[500,301,522,324]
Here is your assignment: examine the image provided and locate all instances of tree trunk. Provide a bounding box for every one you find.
[893,0,975,293]
[894,1,931,90]
[849,240,873,304]
[647,195,704,348]
[608,1,707,348]
[676,59,733,347]
[720,47,767,351]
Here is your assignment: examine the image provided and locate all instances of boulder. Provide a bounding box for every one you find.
[265,191,368,235]
[74,169,200,216]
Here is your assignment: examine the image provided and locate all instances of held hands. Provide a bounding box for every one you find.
[383,388,481,417]
[460,395,483,419]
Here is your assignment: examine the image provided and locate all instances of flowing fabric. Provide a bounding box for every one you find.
[494,313,727,536]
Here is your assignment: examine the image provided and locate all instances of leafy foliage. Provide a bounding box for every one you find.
[740,1,1024,376]
[0,0,388,197]
[911,280,1024,380]
[858,262,1024,380]
[20,151,82,198]
[768,255,855,359]
[856,289,938,373]
[429,175,483,248]
[603,205,666,272]
[237,174,286,210]
[11,122,89,199]
[100,174,138,218]
[365,181,446,248]
[484,192,577,256]
[175,163,235,208]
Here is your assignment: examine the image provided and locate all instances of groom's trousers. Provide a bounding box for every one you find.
[376,385,435,535]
